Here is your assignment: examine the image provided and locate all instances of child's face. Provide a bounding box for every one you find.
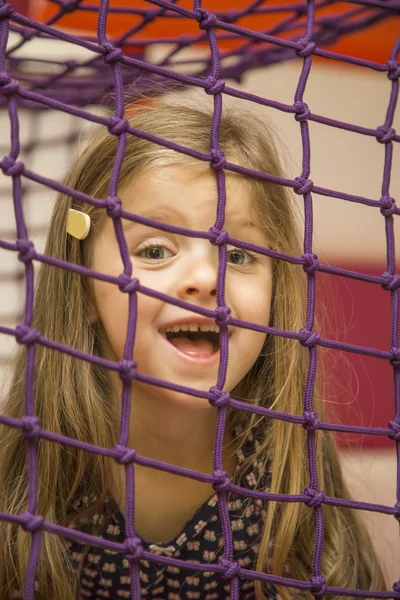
[91,164,272,408]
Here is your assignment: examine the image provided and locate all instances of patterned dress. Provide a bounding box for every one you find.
[67,430,279,600]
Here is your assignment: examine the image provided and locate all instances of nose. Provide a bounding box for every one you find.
[177,260,217,302]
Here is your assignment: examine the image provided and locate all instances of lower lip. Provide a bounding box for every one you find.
[159,333,230,366]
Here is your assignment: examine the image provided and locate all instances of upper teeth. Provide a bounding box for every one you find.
[164,324,219,334]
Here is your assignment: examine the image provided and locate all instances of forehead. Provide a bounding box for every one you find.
[119,164,258,226]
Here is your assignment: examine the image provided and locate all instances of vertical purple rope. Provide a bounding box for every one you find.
[195,3,241,597]
[97,1,144,598]
[0,3,42,598]
[381,34,400,554]
[293,0,327,596]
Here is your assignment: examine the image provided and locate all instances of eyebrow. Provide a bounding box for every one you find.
[226,217,260,231]
[123,209,261,231]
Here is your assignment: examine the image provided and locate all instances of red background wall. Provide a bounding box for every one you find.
[318,264,396,449]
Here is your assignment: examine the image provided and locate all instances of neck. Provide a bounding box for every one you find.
[109,374,238,477]
[107,379,238,532]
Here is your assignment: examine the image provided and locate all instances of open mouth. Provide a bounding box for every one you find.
[164,329,221,356]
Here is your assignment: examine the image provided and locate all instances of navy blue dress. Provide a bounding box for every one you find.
[67,429,280,600]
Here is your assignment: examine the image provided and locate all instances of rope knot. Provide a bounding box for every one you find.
[142,9,156,25]
[224,10,240,23]
[118,273,140,294]
[178,34,192,47]
[61,0,80,14]
[293,176,313,195]
[390,347,400,367]
[15,323,40,345]
[1,154,24,176]
[391,348,400,367]
[197,8,217,30]
[209,386,231,408]
[204,76,225,96]
[388,419,400,441]
[219,557,240,580]
[304,488,325,509]
[108,116,130,136]
[215,305,231,327]
[380,196,397,217]
[302,252,319,273]
[19,511,45,533]
[0,72,19,95]
[299,327,320,348]
[309,575,327,598]
[213,469,231,493]
[382,272,400,292]
[376,125,396,144]
[296,38,316,58]
[102,42,123,64]
[118,359,137,383]
[302,410,319,432]
[20,29,36,43]
[124,536,143,561]
[0,3,13,19]
[209,148,226,170]
[114,444,137,465]
[65,59,77,71]
[395,502,400,523]
[294,100,311,122]
[208,225,229,245]
[387,60,400,81]
[390,276,400,291]
[21,415,41,441]
[16,238,35,263]
[105,195,122,219]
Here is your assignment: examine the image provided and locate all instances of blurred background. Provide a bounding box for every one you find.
[0,0,399,587]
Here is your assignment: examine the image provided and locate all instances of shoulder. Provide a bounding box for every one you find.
[66,490,118,533]
[233,427,272,492]
[65,492,120,569]
[69,491,99,513]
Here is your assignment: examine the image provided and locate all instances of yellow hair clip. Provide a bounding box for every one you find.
[67,209,91,240]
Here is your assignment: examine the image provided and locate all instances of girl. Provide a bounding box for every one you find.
[0,93,386,600]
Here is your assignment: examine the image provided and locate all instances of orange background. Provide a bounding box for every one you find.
[28,0,400,64]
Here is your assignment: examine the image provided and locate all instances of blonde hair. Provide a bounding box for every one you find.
[0,95,386,599]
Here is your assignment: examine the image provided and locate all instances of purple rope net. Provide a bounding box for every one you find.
[2,0,399,107]
[0,0,399,599]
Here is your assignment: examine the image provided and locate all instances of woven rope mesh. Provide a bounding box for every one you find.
[0,0,399,599]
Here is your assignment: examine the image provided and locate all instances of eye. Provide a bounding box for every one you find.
[137,243,173,260]
[227,249,256,265]
[135,243,256,263]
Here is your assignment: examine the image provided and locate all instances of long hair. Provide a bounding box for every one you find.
[0,95,386,599]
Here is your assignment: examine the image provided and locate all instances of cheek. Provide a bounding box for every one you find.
[135,294,164,334]
[257,270,273,323]
[237,277,273,326]
[93,281,129,354]
[93,280,164,359]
